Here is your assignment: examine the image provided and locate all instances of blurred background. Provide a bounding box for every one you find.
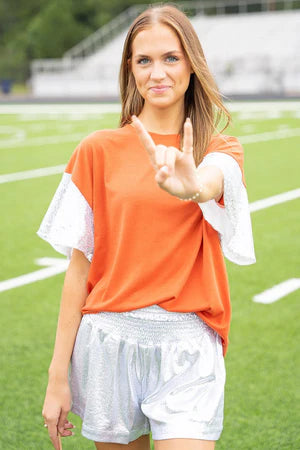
[0,0,299,99]
[1,1,300,449]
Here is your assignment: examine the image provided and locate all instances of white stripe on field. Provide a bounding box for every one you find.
[0,119,300,149]
[1,165,299,212]
[1,126,300,149]
[0,258,69,293]
[253,279,300,304]
[249,188,300,212]
[0,133,86,149]
[0,103,122,115]
[238,127,300,144]
[0,165,66,183]
[0,101,299,115]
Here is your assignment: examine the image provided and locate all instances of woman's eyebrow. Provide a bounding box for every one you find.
[134,50,183,59]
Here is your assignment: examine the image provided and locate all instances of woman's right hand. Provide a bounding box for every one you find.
[42,378,75,449]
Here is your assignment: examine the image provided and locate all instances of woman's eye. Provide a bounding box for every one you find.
[137,57,150,65]
[166,55,179,63]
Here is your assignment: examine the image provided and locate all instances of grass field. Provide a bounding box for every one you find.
[0,101,299,449]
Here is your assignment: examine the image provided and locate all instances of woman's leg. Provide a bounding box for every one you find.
[153,438,215,450]
[95,434,151,450]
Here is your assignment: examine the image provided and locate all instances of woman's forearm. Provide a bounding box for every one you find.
[48,249,91,380]
[192,166,224,203]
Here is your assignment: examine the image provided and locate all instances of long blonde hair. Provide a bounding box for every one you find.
[119,3,231,166]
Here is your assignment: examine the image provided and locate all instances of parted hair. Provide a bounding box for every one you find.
[119,3,231,166]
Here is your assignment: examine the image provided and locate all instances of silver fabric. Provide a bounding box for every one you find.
[69,304,225,444]
[36,172,94,262]
[198,151,256,265]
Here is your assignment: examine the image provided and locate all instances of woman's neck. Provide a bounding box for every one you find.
[137,105,184,135]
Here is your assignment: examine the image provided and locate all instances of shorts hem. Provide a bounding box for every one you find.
[151,428,223,442]
[71,405,150,444]
[82,425,150,444]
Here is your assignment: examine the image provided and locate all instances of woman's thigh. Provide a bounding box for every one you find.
[153,438,215,450]
[94,434,151,449]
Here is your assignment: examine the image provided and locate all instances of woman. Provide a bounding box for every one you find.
[38,4,255,450]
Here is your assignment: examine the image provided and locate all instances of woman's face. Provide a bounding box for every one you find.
[130,23,192,111]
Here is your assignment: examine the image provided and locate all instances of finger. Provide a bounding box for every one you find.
[155,145,167,168]
[155,166,169,184]
[48,422,61,450]
[165,147,177,176]
[57,409,69,436]
[59,428,75,437]
[64,421,75,429]
[131,115,156,161]
[182,118,193,154]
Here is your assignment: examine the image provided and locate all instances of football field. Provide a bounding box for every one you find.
[0,101,299,449]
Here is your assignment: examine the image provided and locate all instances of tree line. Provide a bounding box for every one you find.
[0,0,161,83]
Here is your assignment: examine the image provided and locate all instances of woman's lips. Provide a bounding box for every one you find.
[150,86,170,94]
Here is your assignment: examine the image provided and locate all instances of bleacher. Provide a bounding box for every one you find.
[30,3,300,98]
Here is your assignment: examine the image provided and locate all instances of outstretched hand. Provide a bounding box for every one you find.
[131,116,201,200]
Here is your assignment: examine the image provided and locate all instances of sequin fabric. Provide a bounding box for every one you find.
[36,173,94,262]
[69,304,225,444]
[36,154,254,267]
[198,152,256,265]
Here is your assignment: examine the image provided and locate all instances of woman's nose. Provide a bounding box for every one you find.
[150,63,166,80]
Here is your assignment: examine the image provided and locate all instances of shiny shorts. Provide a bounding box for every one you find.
[69,304,226,444]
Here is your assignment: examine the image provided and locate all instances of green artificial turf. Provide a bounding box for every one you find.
[0,102,299,449]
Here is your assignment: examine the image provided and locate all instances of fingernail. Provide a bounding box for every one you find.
[161,166,169,174]
[131,115,137,121]
[71,432,75,436]
[186,117,191,123]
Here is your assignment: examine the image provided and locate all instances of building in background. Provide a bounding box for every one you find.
[30,0,300,99]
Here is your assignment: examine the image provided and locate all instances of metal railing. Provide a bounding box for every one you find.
[63,5,145,60]
[31,0,300,74]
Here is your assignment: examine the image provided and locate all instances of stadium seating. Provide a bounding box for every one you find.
[30,10,300,98]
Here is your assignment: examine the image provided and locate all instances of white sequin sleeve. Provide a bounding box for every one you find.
[197,152,256,265]
[36,173,94,262]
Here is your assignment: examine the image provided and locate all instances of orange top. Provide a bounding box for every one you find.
[64,123,246,355]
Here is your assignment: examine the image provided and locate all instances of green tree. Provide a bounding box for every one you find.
[26,0,92,58]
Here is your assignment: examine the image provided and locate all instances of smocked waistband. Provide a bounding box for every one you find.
[82,305,214,345]
[118,304,199,321]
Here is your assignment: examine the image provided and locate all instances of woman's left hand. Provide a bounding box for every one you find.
[132,115,201,200]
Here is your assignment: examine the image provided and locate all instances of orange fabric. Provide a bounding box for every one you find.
[65,124,245,356]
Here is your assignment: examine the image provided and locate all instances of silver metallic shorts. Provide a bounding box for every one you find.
[69,304,226,444]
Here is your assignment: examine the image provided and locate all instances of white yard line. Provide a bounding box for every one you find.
[0,101,299,115]
[0,258,69,293]
[0,103,122,114]
[253,279,300,304]
[239,127,300,144]
[2,164,300,213]
[249,188,300,212]
[1,126,300,149]
[0,133,86,148]
[0,165,66,183]
[0,184,298,292]
[1,163,300,211]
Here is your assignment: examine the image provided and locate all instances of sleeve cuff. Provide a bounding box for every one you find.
[197,152,256,265]
[36,173,94,262]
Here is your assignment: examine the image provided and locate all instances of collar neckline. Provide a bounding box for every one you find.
[126,123,180,138]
